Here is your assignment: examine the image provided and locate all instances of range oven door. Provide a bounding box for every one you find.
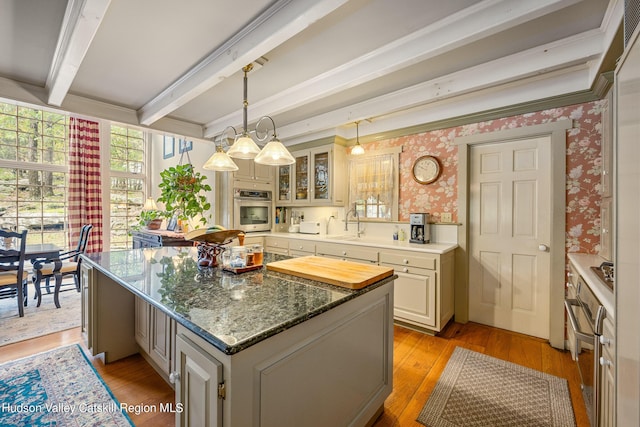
[565,298,597,425]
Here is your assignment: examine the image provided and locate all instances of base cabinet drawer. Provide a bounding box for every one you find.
[265,236,289,255]
[315,242,378,263]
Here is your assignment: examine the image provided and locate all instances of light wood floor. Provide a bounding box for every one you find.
[0,322,589,427]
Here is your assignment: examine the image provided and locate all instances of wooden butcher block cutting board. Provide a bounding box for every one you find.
[266,256,394,289]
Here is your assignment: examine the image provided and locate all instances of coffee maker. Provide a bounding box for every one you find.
[409,213,430,244]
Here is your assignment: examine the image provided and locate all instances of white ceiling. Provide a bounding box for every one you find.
[0,0,623,145]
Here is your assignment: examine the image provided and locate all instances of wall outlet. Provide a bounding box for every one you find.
[441,212,452,223]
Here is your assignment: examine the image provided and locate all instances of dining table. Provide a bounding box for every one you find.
[25,243,63,308]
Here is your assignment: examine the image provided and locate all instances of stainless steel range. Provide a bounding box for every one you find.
[565,274,608,426]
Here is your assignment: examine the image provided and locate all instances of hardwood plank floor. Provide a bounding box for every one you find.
[0,322,589,426]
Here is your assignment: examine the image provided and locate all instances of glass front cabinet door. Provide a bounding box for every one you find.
[277,164,292,203]
[278,144,346,206]
[294,153,310,203]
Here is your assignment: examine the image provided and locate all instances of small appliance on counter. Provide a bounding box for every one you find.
[299,221,321,234]
[409,213,430,244]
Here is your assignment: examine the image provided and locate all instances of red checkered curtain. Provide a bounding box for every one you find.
[68,117,103,253]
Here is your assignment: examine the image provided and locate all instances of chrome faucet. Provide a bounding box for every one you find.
[344,205,361,237]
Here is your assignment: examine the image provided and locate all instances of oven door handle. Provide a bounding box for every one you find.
[564,299,594,342]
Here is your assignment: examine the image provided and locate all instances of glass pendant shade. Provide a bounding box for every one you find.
[203,146,239,171]
[227,133,260,159]
[351,121,365,155]
[254,138,295,165]
[351,142,365,155]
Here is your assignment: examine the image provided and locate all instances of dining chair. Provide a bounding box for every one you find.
[0,229,29,317]
[32,224,93,308]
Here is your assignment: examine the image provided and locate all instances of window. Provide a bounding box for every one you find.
[0,102,69,247]
[109,125,146,250]
[0,100,149,251]
[348,147,400,221]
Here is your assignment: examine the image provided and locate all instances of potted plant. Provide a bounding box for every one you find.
[157,163,212,230]
[136,209,165,230]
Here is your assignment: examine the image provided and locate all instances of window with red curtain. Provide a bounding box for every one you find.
[68,117,103,253]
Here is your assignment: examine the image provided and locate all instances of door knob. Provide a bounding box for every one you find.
[538,244,549,252]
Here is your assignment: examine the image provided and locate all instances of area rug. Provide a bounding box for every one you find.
[0,344,133,426]
[417,347,576,427]
[0,282,81,346]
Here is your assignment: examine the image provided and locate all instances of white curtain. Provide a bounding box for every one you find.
[348,154,394,219]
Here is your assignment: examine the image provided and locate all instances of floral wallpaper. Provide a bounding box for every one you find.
[362,100,606,255]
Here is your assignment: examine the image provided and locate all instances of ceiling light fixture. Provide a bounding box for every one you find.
[351,121,365,155]
[203,126,239,171]
[254,116,295,165]
[227,65,260,159]
[225,63,294,165]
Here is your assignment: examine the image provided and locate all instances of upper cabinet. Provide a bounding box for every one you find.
[277,144,346,206]
[601,88,614,198]
[233,158,274,185]
[599,88,614,261]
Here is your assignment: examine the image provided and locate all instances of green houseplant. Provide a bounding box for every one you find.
[157,163,212,229]
[135,209,165,230]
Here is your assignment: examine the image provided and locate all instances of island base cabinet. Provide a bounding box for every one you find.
[175,334,223,427]
[80,264,138,363]
[174,281,393,427]
[135,296,174,377]
[259,298,389,427]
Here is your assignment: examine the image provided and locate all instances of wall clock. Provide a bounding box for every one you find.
[412,155,441,184]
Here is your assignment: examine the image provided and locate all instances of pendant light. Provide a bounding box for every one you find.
[203,126,239,171]
[227,64,262,159]
[254,116,295,165]
[351,121,365,155]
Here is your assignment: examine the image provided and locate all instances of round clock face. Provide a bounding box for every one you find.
[412,155,441,184]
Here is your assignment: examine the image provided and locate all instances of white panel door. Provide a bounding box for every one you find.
[469,137,551,338]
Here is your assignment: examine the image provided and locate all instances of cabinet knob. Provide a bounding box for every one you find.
[403,259,409,264]
[342,251,347,256]
[538,244,549,252]
[599,357,612,367]
[403,267,409,273]
[169,372,181,384]
[599,335,611,346]
[299,245,303,250]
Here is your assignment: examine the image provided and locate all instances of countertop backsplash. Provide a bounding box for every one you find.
[277,205,459,244]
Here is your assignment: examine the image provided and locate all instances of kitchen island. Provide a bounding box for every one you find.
[80,247,396,427]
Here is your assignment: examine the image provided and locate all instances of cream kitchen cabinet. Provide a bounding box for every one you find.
[265,236,289,255]
[172,279,392,427]
[599,315,615,427]
[80,263,138,363]
[315,241,378,264]
[233,158,274,185]
[174,332,223,427]
[134,296,175,377]
[380,249,454,333]
[288,240,316,258]
[277,144,346,206]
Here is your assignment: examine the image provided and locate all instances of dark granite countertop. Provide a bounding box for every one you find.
[81,247,395,355]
